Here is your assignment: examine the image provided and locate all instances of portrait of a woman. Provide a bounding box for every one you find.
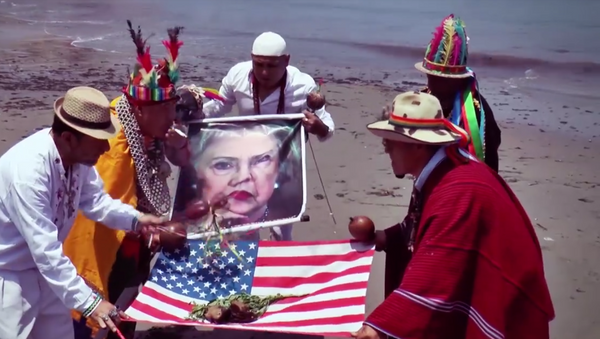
[173,119,304,239]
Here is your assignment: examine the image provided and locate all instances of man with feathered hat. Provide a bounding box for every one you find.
[415,14,502,172]
[348,92,554,338]
[64,21,221,339]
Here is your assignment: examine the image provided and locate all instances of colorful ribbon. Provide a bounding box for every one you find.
[450,75,485,161]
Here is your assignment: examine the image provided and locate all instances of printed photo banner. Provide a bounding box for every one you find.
[171,113,307,240]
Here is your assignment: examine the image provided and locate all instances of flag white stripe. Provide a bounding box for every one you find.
[257,242,374,258]
[250,272,370,295]
[254,257,372,277]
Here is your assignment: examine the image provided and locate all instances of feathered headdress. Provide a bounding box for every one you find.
[414,14,471,78]
[123,20,184,103]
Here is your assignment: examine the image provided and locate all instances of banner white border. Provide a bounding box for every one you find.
[169,113,307,240]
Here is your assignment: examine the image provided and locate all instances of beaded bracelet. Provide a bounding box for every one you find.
[82,292,102,318]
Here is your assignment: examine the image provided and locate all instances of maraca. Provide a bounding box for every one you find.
[157,222,188,252]
[184,199,210,220]
[348,216,375,241]
[306,79,326,111]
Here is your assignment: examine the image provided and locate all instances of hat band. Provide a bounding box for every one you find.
[60,107,111,130]
[422,59,469,75]
[124,84,176,102]
[388,114,470,146]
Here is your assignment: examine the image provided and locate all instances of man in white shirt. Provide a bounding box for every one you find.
[202,32,335,240]
[0,86,164,339]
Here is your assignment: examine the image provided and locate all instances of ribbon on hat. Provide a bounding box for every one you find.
[450,74,485,161]
[421,59,469,75]
[124,84,177,104]
[388,114,470,147]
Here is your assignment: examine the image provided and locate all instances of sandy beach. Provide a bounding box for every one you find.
[1,21,600,339]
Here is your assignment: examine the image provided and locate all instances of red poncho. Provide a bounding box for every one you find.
[366,159,555,339]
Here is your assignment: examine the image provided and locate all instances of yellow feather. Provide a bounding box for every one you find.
[442,18,456,65]
[138,68,152,86]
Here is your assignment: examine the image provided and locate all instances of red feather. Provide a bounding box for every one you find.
[162,26,184,63]
[138,46,153,73]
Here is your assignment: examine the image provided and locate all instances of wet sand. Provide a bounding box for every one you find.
[1,32,600,339]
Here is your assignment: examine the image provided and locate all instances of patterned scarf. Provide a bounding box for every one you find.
[405,187,424,252]
[114,95,171,215]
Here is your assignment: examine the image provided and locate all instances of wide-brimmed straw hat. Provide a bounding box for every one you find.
[414,14,472,79]
[54,86,120,140]
[367,91,469,145]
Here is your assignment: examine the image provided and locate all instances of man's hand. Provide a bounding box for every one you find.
[91,300,129,333]
[137,213,166,227]
[302,110,329,138]
[165,124,188,149]
[134,214,166,252]
[351,324,387,339]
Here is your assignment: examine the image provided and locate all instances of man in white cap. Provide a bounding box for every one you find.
[203,31,334,139]
[202,31,335,241]
[0,86,165,339]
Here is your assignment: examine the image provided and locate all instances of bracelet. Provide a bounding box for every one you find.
[82,292,102,318]
[131,214,141,232]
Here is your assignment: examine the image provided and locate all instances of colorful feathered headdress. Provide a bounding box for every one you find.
[415,14,471,78]
[123,20,184,104]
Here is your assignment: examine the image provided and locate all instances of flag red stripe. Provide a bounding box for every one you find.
[130,299,364,333]
[130,299,193,323]
[259,239,362,247]
[262,296,366,316]
[252,265,370,288]
[139,281,369,312]
[256,250,373,267]
[266,281,369,305]
[244,314,365,329]
[140,286,193,311]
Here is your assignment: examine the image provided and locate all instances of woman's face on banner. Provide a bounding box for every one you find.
[197,131,280,217]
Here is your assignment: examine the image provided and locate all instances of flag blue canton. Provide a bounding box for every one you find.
[150,240,259,301]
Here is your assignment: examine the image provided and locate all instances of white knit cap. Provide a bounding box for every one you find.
[251,32,287,57]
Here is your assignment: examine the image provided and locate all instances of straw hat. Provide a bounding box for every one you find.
[414,14,472,79]
[54,86,120,140]
[367,92,469,145]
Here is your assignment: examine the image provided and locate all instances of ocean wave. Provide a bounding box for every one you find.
[10,2,36,7]
[335,40,600,76]
[70,32,120,47]
[14,17,111,25]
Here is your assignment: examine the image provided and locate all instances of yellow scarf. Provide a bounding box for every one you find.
[63,97,137,336]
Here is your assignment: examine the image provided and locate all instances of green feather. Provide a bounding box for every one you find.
[454,19,468,65]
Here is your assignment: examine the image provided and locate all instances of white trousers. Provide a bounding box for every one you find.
[0,269,74,339]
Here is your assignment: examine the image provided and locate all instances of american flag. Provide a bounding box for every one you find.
[125,239,375,337]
